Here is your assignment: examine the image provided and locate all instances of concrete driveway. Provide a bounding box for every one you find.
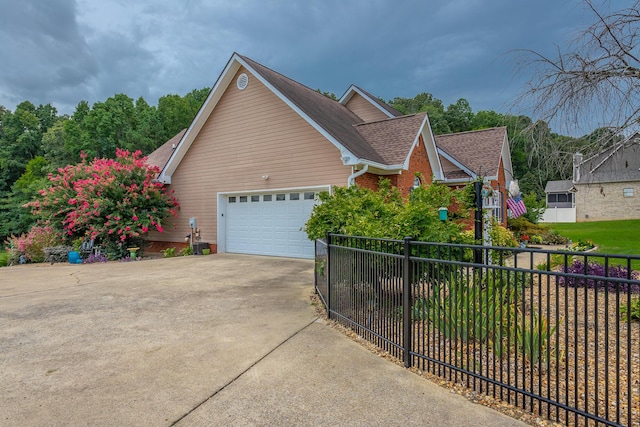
[0,254,523,426]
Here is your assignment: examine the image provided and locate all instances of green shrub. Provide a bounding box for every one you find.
[621,298,640,321]
[540,230,569,245]
[0,250,9,267]
[5,226,63,263]
[423,270,557,366]
[305,178,465,243]
[489,222,518,248]
[522,192,546,224]
[161,247,177,258]
[180,246,193,256]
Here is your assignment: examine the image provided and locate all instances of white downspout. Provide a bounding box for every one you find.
[347,164,368,187]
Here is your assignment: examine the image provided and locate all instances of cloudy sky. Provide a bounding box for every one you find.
[0,0,609,132]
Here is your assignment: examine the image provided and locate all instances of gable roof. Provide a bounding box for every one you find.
[237,55,387,164]
[574,134,640,184]
[354,113,428,165]
[155,53,444,184]
[434,127,510,181]
[339,85,402,119]
[146,129,185,172]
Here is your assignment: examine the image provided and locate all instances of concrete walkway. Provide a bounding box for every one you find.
[0,254,524,426]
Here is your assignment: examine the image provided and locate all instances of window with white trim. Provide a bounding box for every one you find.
[623,188,634,197]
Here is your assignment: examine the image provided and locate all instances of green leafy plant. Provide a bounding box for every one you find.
[315,259,326,276]
[72,237,83,252]
[423,269,556,366]
[514,309,559,365]
[305,178,464,244]
[161,247,177,258]
[0,250,9,267]
[569,239,596,251]
[180,246,193,256]
[621,298,640,321]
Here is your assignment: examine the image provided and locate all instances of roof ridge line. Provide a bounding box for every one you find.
[238,54,343,107]
[437,126,507,137]
[353,113,421,127]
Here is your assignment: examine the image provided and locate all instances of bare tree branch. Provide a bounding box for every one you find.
[515,0,640,142]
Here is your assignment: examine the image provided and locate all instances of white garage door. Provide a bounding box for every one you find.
[225,190,318,258]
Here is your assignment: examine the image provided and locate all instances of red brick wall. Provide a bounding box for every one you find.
[354,136,433,197]
[396,135,433,196]
[355,171,385,191]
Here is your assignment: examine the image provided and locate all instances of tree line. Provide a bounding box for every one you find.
[0,88,614,241]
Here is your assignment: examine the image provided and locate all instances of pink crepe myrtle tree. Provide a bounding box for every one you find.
[26,149,179,258]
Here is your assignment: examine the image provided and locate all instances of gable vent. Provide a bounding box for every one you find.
[237,73,249,90]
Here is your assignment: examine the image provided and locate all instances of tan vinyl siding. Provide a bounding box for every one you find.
[154,66,351,244]
[344,93,390,122]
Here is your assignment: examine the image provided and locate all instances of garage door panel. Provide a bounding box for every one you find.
[225,190,318,258]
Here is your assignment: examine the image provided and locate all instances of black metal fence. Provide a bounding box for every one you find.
[315,234,640,427]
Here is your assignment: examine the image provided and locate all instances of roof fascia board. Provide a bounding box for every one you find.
[437,148,476,178]
[357,159,404,171]
[501,132,514,183]
[339,85,395,119]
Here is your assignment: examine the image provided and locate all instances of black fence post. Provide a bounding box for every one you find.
[326,232,332,320]
[403,236,413,368]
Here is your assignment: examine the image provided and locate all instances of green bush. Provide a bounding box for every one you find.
[180,246,193,256]
[422,269,556,366]
[0,250,9,267]
[522,192,546,224]
[161,247,177,258]
[305,178,465,243]
[5,226,63,263]
[540,230,569,245]
[621,298,640,321]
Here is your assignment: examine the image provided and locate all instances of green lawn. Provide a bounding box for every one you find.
[547,219,640,256]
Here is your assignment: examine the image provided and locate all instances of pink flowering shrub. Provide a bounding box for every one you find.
[26,149,179,259]
[6,225,63,263]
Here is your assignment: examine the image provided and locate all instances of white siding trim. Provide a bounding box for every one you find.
[438,148,476,179]
[339,85,395,118]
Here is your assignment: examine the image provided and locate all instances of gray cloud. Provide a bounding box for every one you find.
[0,0,97,110]
[0,0,608,132]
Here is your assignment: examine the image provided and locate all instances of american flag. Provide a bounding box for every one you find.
[506,196,527,218]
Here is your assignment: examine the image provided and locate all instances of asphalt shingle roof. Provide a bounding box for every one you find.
[354,113,426,165]
[545,180,573,193]
[575,136,640,184]
[435,127,506,177]
[239,55,390,164]
[146,129,186,172]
